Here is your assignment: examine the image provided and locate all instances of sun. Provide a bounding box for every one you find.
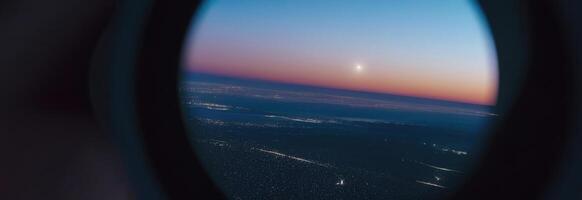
[354,64,364,73]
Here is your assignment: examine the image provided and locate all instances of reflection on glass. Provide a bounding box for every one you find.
[180,1,498,199]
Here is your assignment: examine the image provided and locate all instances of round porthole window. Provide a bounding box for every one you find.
[179,1,498,199]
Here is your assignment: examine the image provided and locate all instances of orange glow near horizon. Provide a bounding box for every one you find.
[183,1,499,105]
[186,61,497,105]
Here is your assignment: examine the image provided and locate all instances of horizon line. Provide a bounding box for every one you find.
[183,70,495,106]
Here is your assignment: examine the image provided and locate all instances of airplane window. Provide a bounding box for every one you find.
[179,1,498,199]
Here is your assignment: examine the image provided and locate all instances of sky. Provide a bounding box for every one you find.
[183,0,498,105]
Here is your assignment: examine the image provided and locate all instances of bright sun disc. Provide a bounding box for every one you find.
[355,64,363,72]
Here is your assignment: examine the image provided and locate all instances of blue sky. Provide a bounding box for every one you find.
[184,0,498,105]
